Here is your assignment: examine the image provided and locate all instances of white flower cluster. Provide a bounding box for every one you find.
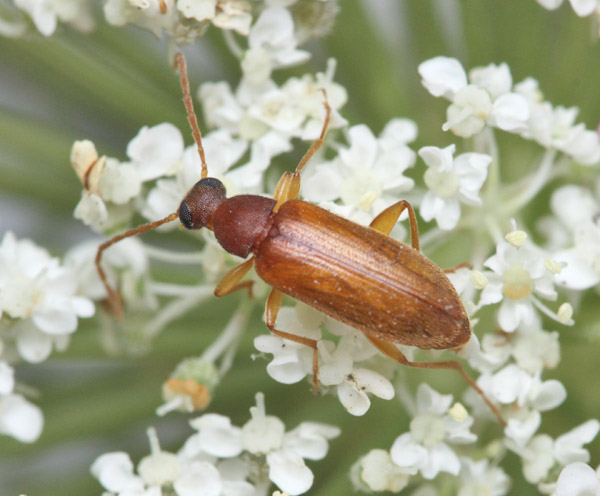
[353,384,509,493]
[255,304,395,416]
[0,0,94,37]
[419,56,600,165]
[92,393,339,496]
[0,0,339,43]
[542,183,600,290]
[102,0,340,48]
[0,231,94,442]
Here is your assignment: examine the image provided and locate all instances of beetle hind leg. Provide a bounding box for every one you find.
[265,289,320,393]
[366,335,506,426]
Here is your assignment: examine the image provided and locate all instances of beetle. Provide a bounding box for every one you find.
[96,53,505,425]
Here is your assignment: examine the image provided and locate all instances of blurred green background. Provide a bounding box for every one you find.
[1,0,600,494]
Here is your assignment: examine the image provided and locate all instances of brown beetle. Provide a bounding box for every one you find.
[96,53,505,425]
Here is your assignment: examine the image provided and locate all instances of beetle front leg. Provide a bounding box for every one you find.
[265,288,320,393]
[272,92,332,212]
[214,257,255,297]
[370,200,420,251]
[365,335,506,426]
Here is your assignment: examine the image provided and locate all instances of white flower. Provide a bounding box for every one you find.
[127,123,184,181]
[104,0,210,44]
[337,366,395,416]
[536,0,565,9]
[418,57,529,138]
[419,144,491,230]
[457,457,510,496]
[71,126,187,232]
[546,185,600,290]
[519,433,555,484]
[489,365,566,411]
[514,81,600,165]
[555,462,600,496]
[182,414,243,459]
[199,62,346,167]
[511,327,560,374]
[243,7,309,85]
[390,384,476,480]
[537,0,600,17]
[507,419,600,488]
[473,364,566,446]
[177,0,217,22]
[0,393,44,443]
[478,235,566,332]
[254,305,394,415]
[13,0,94,36]
[301,120,416,215]
[0,231,94,340]
[212,1,252,35]
[199,81,245,133]
[98,158,142,205]
[352,449,412,493]
[240,393,339,495]
[512,420,600,486]
[93,427,257,496]
[174,461,223,496]
[554,419,600,466]
[91,451,145,493]
[177,0,251,34]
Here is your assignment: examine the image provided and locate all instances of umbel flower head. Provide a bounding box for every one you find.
[91,393,339,495]
[3,1,600,495]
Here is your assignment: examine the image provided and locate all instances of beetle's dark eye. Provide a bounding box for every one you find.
[179,201,193,229]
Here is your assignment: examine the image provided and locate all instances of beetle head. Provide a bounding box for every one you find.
[179,177,227,231]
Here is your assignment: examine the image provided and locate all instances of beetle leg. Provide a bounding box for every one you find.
[214,257,255,297]
[265,288,320,393]
[370,200,420,251]
[272,172,300,212]
[443,262,472,274]
[272,92,332,212]
[365,335,506,426]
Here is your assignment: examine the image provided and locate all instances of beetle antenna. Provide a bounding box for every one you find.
[95,212,179,320]
[95,54,207,319]
[294,88,332,176]
[174,52,208,179]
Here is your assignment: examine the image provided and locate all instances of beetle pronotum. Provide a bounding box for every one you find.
[96,52,506,426]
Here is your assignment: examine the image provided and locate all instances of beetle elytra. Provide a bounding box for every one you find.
[96,52,505,425]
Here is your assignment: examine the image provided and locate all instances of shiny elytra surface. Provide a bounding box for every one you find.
[253,200,471,350]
